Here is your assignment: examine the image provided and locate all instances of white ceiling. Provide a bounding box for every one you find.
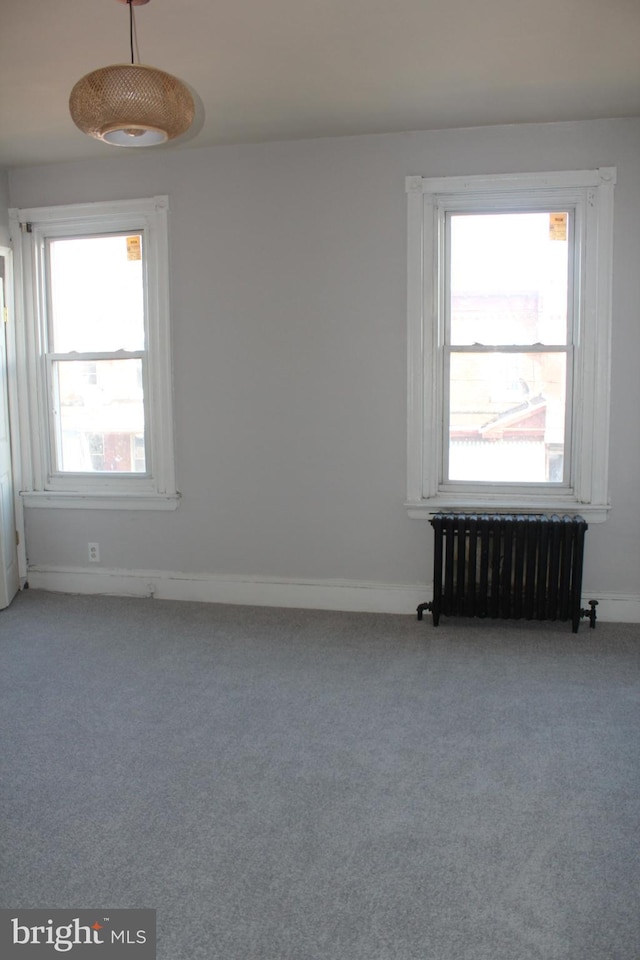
[1,0,639,168]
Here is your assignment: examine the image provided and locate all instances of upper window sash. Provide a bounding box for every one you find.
[443,208,577,349]
[405,168,616,522]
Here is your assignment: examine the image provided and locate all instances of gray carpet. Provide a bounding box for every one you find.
[1,589,638,960]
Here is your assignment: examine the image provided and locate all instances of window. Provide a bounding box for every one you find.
[447,211,570,484]
[10,197,178,509]
[405,168,615,522]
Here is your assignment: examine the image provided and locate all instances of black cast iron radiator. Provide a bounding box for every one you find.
[417,513,597,632]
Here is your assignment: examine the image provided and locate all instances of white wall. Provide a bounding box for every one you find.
[0,169,9,246]
[6,119,640,615]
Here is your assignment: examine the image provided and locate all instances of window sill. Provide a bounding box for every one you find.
[22,491,181,511]
[405,496,609,523]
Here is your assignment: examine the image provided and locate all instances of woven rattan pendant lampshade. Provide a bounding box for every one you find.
[69,0,195,147]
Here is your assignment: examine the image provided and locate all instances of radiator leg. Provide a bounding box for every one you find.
[417,602,439,626]
[578,599,598,630]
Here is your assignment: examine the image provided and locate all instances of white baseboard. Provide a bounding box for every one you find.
[25,565,428,615]
[580,592,640,624]
[24,565,640,623]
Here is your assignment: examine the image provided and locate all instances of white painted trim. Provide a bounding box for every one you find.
[22,491,180,510]
[409,168,616,195]
[405,499,609,523]
[9,197,178,509]
[406,167,615,521]
[13,196,168,226]
[25,565,427,615]
[21,565,640,623]
[406,177,425,504]
[580,594,640,625]
[0,244,27,581]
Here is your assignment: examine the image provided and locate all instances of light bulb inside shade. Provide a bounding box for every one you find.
[69,64,195,147]
[102,126,168,146]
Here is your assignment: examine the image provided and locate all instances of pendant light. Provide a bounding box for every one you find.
[69,0,195,147]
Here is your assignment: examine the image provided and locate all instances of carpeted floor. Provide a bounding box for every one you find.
[1,589,638,959]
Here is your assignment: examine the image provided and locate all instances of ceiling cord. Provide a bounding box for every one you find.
[127,0,141,65]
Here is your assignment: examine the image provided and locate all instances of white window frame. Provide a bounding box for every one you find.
[405,168,616,523]
[9,196,179,510]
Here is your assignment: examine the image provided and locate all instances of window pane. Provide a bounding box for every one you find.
[52,359,146,473]
[448,351,566,482]
[48,234,145,352]
[449,213,569,346]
